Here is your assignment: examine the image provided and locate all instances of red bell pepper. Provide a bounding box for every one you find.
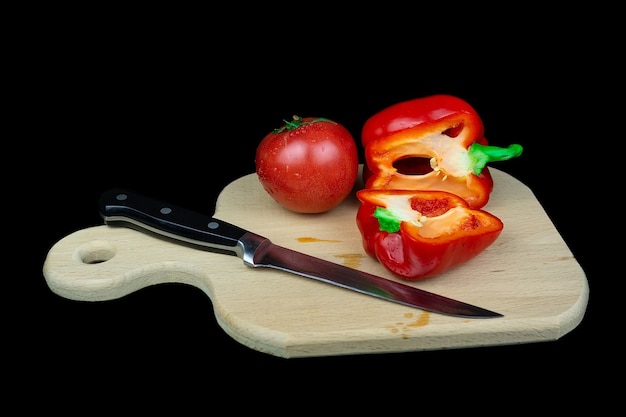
[361,94,522,209]
[356,188,503,280]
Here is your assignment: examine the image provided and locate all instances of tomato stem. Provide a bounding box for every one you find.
[273,115,336,134]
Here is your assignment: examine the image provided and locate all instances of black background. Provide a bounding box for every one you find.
[15,6,613,411]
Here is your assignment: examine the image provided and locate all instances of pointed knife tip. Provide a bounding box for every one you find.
[475,311,504,319]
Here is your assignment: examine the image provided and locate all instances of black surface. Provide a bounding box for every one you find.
[16,10,612,408]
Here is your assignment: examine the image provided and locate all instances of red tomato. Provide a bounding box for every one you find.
[255,115,359,213]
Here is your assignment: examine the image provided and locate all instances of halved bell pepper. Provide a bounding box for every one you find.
[356,188,503,280]
[361,94,522,209]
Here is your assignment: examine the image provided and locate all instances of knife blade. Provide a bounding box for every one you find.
[98,188,502,318]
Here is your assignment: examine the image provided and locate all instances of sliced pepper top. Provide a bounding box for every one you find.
[361,94,523,209]
[361,94,485,145]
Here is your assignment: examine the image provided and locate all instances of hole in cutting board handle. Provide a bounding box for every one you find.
[74,240,117,264]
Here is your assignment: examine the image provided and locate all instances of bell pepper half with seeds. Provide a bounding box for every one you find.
[361,94,523,209]
[356,188,503,280]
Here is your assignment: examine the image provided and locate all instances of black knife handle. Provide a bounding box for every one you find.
[98,188,249,257]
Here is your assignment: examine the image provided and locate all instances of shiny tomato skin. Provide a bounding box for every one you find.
[255,116,359,213]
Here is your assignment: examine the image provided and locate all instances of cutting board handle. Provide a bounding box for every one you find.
[43,225,222,302]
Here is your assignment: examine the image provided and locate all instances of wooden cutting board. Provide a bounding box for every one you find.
[43,167,588,358]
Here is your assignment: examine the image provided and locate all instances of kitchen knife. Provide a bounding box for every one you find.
[98,188,503,318]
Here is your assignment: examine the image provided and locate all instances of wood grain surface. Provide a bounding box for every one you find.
[42,167,588,358]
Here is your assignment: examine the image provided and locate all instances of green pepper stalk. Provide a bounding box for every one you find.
[468,143,524,175]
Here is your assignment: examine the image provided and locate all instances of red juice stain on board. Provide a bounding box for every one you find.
[297,237,341,243]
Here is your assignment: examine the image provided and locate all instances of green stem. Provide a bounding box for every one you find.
[374,207,402,233]
[273,115,335,134]
[468,143,524,175]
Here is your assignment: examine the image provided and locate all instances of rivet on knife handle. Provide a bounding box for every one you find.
[98,188,503,318]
